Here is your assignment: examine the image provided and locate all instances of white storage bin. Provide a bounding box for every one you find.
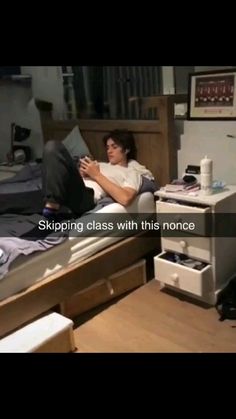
[0,312,75,353]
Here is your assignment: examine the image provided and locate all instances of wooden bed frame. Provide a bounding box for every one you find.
[0,95,176,338]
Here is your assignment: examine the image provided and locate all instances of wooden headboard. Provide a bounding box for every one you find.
[36,95,177,186]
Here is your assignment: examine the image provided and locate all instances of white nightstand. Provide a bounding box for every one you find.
[154,186,236,305]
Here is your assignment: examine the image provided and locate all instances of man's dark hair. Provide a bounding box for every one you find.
[103,129,137,160]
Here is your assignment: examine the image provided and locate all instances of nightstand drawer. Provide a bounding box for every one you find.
[156,201,211,215]
[161,236,211,263]
[154,251,213,297]
[156,201,211,236]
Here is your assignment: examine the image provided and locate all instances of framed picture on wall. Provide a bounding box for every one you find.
[188,68,236,120]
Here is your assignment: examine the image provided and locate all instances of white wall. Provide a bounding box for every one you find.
[0,67,67,162]
[178,120,236,185]
[177,67,236,184]
[0,83,44,162]
[161,67,233,95]
[21,66,66,118]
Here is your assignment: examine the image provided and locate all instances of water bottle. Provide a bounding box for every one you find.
[200,156,213,195]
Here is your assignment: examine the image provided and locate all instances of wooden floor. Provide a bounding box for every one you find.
[73,280,236,352]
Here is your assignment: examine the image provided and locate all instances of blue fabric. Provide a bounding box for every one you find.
[42,207,58,219]
[139,176,158,194]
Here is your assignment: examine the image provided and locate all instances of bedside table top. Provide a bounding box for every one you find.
[155,185,236,206]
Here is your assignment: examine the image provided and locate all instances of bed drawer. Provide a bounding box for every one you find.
[154,251,213,297]
[156,201,211,236]
[161,236,211,263]
[60,259,146,319]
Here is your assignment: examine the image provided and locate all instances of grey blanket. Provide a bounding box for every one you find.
[0,198,114,281]
[0,163,42,193]
[0,164,157,281]
[0,235,67,280]
[0,162,112,281]
[0,212,68,280]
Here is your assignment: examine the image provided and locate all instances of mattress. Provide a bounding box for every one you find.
[0,191,155,301]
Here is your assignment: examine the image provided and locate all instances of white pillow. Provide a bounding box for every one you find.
[62,125,91,159]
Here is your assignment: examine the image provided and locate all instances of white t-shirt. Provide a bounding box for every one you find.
[84,160,154,202]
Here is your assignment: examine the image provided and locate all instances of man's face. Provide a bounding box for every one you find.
[106,138,127,166]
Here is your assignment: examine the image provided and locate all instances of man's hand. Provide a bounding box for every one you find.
[79,156,100,179]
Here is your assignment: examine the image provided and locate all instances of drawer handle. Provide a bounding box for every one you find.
[179,240,187,248]
[171,273,179,284]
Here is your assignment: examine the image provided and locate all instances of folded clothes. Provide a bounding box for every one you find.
[165,252,207,271]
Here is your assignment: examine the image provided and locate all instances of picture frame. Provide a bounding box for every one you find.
[187,68,236,120]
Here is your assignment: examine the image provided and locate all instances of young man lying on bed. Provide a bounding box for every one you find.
[0,130,156,218]
[42,129,156,219]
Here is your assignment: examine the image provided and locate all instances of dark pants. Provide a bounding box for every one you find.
[0,140,95,216]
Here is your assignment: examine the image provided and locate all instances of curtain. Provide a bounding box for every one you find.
[72,66,161,119]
